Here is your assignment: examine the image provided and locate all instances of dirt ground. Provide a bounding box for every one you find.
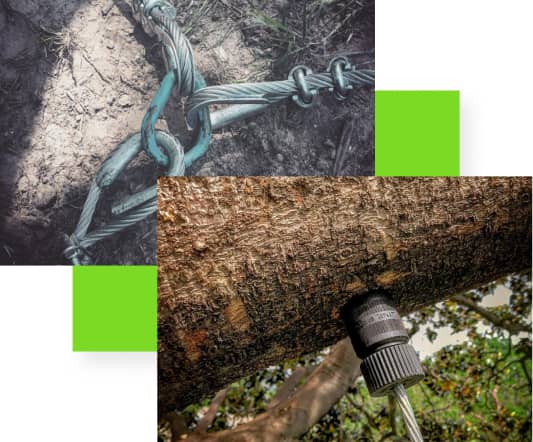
[0,0,374,265]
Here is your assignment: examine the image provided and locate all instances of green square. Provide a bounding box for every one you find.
[73,266,157,351]
[375,91,460,176]
[71,90,461,352]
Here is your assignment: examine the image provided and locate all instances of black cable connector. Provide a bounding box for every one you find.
[341,291,425,396]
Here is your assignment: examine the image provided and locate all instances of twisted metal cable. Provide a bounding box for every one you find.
[64,1,374,264]
[394,384,424,442]
[150,6,195,97]
[65,194,157,264]
[72,182,101,240]
[132,0,195,96]
[64,2,199,264]
[185,68,375,120]
[138,1,206,166]
[63,131,184,265]
[159,30,212,166]
[79,197,157,249]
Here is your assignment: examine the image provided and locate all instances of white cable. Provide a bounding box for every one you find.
[393,384,424,442]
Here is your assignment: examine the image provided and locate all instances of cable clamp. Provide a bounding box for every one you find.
[63,234,92,265]
[289,65,318,108]
[328,56,354,101]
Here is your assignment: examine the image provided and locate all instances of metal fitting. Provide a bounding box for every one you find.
[131,0,176,36]
[111,130,185,216]
[341,292,425,397]
[63,234,92,265]
[328,56,354,101]
[289,65,318,108]
[63,131,184,265]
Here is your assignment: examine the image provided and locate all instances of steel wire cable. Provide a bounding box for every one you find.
[63,131,184,264]
[185,69,375,119]
[150,6,195,97]
[139,2,212,167]
[64,2,194,264]
[64,0,375,264]
[72,183,101,240]
[79,197,157,249]
[394,384,424,442]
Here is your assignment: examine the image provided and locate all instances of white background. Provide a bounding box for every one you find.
[376,0,533,174]
[1,1,532,441]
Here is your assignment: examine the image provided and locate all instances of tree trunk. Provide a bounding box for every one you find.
[157,176,531,413]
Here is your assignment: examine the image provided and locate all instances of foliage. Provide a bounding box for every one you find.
[407,271,531,340]
[412,336,531,441]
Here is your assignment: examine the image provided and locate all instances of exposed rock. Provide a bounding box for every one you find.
[34,185,57,209]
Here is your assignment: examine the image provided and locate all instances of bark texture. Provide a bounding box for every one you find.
[158,177,531,413]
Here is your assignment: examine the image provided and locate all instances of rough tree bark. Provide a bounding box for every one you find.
[158,177,531,413]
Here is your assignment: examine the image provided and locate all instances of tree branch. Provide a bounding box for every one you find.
[159,177,531,411]
[489,385,502,414]
[267,365,315,410]
[186,338,361,442]
[520,358,532,390]
[450,294,530,335]
[195,387,230,433]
